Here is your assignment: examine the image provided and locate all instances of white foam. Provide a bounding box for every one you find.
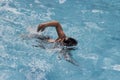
[28,59,52,72]
[81,10,89,13]
[26,27,38,34]
[59,0,67,4]
[0,3,22,15]
[112,64,120,71]
[0,45,9,58]
[85,22,103,31]
[26,72,46,80]
[43,8,53,20]
[0,71,9,80]
[102,64,120,72]
[92,9,103,14]
[102,58,116,71]
[34,0,41,3]
[78,53,98,60]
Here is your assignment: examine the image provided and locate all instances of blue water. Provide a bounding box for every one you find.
[0,0,120,80]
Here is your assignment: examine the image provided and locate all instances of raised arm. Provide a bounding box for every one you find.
[37,21,66,41]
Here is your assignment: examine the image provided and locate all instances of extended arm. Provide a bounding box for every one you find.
[37,21,66,42]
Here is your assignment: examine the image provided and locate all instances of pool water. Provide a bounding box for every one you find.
[0,0,120,80]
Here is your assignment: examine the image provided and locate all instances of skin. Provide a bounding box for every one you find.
[37,21,67,43]
[37,21,78,66]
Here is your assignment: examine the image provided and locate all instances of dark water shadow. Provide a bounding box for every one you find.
[21,33,79,66]
[111,37,120,41]
[58,47,79,66]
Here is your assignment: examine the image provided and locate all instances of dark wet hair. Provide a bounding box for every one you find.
[63,37,78,46]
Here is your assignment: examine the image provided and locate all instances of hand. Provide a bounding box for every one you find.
[55,37,66,42]
[37,24,46,32]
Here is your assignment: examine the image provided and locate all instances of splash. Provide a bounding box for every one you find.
[59,0,67,4]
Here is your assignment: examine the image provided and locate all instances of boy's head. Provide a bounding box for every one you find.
[63,37,77,46]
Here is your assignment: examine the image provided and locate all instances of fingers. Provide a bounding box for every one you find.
[37,24,46,32]
[56,37,65,42]
[37,24,41,32]
[61,38,65,42]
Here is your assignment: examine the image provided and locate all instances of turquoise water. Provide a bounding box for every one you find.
[0,0,120,80]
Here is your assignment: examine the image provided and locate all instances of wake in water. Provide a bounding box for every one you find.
[58,48,79,66]
[20,28,79,66]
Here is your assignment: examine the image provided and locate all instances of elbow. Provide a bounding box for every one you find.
[52,21,60,26]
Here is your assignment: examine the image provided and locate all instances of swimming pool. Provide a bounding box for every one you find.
[0,0,120,80]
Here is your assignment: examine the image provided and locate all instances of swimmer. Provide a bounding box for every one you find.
[37,21,79,66]
[37,21,78,46]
